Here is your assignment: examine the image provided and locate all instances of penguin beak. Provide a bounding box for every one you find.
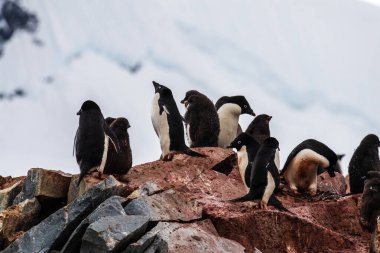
[248,109,256,116]
[152,81,159,91]
[77,109,82,115]
[268,116,272,121]
[227,145,233,148]
[180,98,186,104]
[277,147,280,151]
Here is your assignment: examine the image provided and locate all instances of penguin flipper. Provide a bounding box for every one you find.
[158,100,170,115]
[73,128,78,157]
[268,195,292,213]
[104,125,120,153]
[183,148,207,158]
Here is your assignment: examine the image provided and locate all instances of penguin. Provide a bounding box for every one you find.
[104,117,133,175]
[230,137,288,211]
[215,96,255,148]
[180,90,202,108]
[74,100,120,186]
[227,133,260,192]
[349,134,380,194]
[360,171,380,233]
[245,114,280,170]
[281,139,337,195]
[151,81,206,160]
[183,93,220,147]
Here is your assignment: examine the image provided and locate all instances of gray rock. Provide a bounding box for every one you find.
[3,176,127,253]
[81,215,149,253]
[126,181,164,200]
[61,196,126,253]
[13,168,72,204]
[0,180,23,210]
[125,220,245,253]
[124,189,202,222]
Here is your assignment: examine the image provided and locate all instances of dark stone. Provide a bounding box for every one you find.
[81,215,149,253]
[61,196,126,253]
[0,180,23,210]
[4,176,127,253]
[124,189,202,222]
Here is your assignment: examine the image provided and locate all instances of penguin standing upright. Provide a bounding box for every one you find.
[281,139,337,195]
[182,92,219,147]
[74,100,119,186]
[349,134,380,194]
[215,96,255,148]
[104,117,133,175]
[230,137,288,211]
[228,133,261,192]
[360,171,380,233]
[151,81,206,160]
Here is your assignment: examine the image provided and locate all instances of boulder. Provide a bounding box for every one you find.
[67,173,105,204]
[125,220,245,253]
[13,168,72,204]
[317,171,347,195]
[0,198,40,248]
[61,196,126,253]
[0,179,24,210]
[124,189,202,222]
[81,215,149,253]
[4,176,127,253]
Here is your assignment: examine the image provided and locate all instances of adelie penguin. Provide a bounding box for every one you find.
[215,95,255,148]
[281,139,337,195]
[151,81,206,160]
[349,134,380,194]
[104,117,133,176]
[74,100,120,186]
[360,171,380,234]
[228,133,260,192]
[230,137,288,211]
[245,114,280,169]
[181,91,219,147]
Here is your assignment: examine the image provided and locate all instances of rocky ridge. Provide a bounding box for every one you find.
[0,147,374,252]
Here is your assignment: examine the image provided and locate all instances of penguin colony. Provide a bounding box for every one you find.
[74,81,380,233]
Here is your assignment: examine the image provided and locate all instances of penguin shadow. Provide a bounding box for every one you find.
[278,183,342,202]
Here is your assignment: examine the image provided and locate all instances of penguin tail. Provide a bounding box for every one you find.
[184,148,208,158]
[229,192,254,202]
[268,195,292,213]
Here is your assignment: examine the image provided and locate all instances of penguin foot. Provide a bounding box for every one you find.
[162,152,178,161]
[258,200,268,210]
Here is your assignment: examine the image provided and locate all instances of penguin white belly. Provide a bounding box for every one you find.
[237,146,249,192]
[151,94,170,156]
[217,104,241,148]
[262,171,275,204]
[275,149,280,170]
[284,149,329,193]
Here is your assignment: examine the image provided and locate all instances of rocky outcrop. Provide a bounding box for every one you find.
[0,148,374,252]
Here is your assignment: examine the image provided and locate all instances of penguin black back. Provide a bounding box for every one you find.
[184,93,220,147]
[245,114,272,144]
[104,117,133,175]
[215,96,255,115]
[360,171,380,233]
[349,134,380,194]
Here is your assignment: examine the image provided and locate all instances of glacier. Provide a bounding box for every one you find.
[0,0,379,176]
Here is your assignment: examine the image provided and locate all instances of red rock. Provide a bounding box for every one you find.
[317,171,347,195]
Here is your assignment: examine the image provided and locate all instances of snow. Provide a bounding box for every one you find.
[0,0,379,176]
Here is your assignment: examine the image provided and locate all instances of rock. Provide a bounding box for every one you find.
[371,217,380,253]
[0,179,24,210]
[67,173,105,204]
[125,220,245,253]
[61,196,126,253]
[13,168,72,204]
[81,215,149,253]
[346,175,351,194]
[67,175,79,204]
[126,181,165,200]
[4,176,127,253]
[317,171,347,195]
[125,189,202,222]
[0,198,41,248]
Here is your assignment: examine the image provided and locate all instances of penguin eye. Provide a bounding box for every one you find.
[244,105,247,108]
[158,86,161,89]
[238,141,241,144]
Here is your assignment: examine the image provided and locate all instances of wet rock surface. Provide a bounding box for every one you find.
[0,148,374,252]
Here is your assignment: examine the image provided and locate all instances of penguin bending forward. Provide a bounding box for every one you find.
[74,100,120,186]
[281,139,337,195]
[182,92,219,147]
[230,137,288,211]
[349,134,380,194]
[228,133,261,192]
[215,96,255,148]
[360,171,380,233]
[104,117,133,175]
[151,81,206,160]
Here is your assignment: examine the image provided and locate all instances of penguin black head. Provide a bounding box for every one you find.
[263,137,279,150]
[215,96,255,116]
[360,134,380,147]
[152,81,172,97]
[181,90,201,106]
[111,117,131,130]
[227,133,258,151]
[77,100,100,115]
[105,117,116,126]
